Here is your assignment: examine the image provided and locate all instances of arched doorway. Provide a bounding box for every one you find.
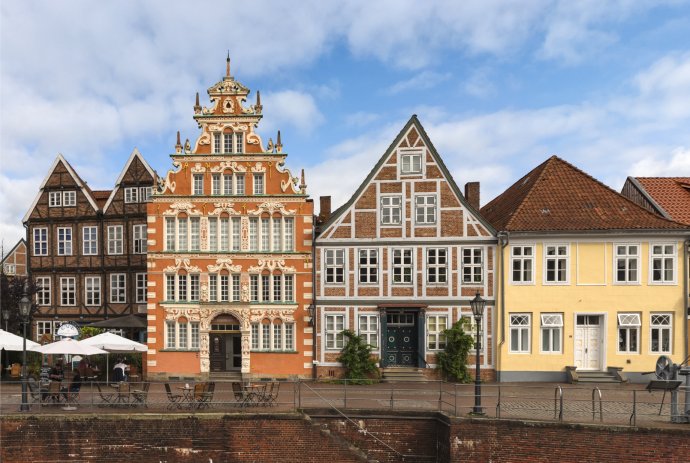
[209,314,242,372]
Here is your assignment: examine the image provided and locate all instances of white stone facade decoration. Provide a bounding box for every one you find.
[200,218,209,252]
[208,202,242,216]
[158,160,181,194]
[210,161,248,174]
[201,96,220,115]
[250,308,296,323]
[162,201,202,216]
[276,160,300,194]
[247,259,297,274]
[162,258,202,274]
[191,162,206,173]
[240,217,250,251]
[247,202,297,217]
[222,98,234,113]
[207,258,242,273]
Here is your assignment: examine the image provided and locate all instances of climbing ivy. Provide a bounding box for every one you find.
[436,318,475,383]
[337,329,380,384]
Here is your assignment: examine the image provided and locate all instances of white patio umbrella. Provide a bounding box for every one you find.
[31,338,107,356]
[0,329,40,351]
[80,332,147,382]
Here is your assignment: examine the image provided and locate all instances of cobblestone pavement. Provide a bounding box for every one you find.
[0,379,688,430]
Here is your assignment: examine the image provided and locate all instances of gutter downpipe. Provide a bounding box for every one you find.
[311,216,318,381]
[684,239,689,364]
[496,231,509,383]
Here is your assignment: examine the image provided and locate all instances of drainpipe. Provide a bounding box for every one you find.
[496,231,509,382]
[311,215,317,381]
[684,239,689,363]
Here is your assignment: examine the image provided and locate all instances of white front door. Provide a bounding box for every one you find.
[574,315,601,370]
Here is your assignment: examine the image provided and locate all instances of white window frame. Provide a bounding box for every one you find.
[540,313,563,354]
[649,243,677,285]
[211,174,221,195]
[33,227,48,256]
[617,313,641,354]
[380,196,402,225]
[325,314,345,350]
[166,320,200,350]
[415,195,436,225]
[82,226,98,255]
[60,277,76,306]
[107,225,124,255]
[325,249,345,284]
[426,315,448,350]
[400,150,423,175]
[509,313,531,353]
[133,224,147,254]
[543,244,569,285]
[49,191,61,207]
[392,248,413,285]
[36,276,51,306]
[510,245,534,285]
[57,227,72,256]
[136,273,147,304]
[461,247,483,284]
[193,174,204,196]
[649,313,672,354]
[235,132,244,153]
[139,186,152,202]
[358,249,378,284]
[213,132,221,154]
[223,133,232,153]
[426,248,447,284]
[165,217,176,251]
[110,273,126,303]
[235,174,245,195]
[124,187,138,203]
[253,173,264,195]
[358,314,379,349]
[63,191,76,206]
[251,320,295,351]
[614,243,640,285]
[36,321,54,342]
[85,276,101,306]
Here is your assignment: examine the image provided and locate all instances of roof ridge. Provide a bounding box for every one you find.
[504,155,556,229]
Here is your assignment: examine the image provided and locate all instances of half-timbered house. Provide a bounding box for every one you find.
[146,57,314,380]
[22,150,156,341]
[314,115,497,380]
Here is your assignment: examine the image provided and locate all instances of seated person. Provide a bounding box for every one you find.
[49,361,64,381]
[112,359,128,382]
[77,357,89,377]
[61,371,82,401]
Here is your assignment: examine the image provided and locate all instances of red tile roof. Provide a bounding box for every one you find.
[633,177,690,226]
[481,156,687,232]
[91,190,112,208]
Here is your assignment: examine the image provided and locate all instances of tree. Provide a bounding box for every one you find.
[337,329,380,383]
[436,318,475,383]
[0,275,40,334]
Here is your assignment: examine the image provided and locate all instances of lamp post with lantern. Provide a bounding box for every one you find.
[18,287,32,412]
[470,292,486,415]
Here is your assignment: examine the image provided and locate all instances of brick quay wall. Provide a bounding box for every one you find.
[1,411,689,462]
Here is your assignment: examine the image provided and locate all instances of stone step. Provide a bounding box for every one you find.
[381,368,428,382]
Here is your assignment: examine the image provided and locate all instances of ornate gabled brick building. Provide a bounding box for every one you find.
[22,150,157,341]
[314,115,497,379]
[1,239,27,278]
[146,57,314,380]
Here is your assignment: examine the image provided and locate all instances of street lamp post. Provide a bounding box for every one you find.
[470,292,486,415]
[18,288,32,412]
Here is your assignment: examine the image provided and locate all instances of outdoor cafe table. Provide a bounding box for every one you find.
[177,385,194,407]
[243,383,267,404]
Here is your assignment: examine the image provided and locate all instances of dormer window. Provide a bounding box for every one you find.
[400,150,422,174]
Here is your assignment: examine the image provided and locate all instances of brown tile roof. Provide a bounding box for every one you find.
[91,190,112,208]
[633,177,690,226]
[481,156,688,232]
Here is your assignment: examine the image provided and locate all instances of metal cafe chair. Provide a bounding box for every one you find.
[164,383,183,410]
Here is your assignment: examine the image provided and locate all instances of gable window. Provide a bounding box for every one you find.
[107,225,123,255]
[325,314,345,349]
[57,227,72,256]
[211,174,221,195]
[392,248,413,284]
[139,186,152,202]
[110,274,126,303]
[213,132,221,154]
[235,174,245,195]
[544,244,569,284]
[427,248,447,284]
[261,218,270,251]
[223,133,232,153]
[36,277,51,305]
[540,313,563,353]
[511,245,534,284]
[615,244,639,284]
[85,276,101,306]
[165,218,175,251]
[253,174,264,195]
[284,218,294,252]
[650,313,672,354]
[400,151,422,174]
[63,191,76,206]
[49,191,62,207]
[190,218,200,251]
[82,226,98,255]
[618,313,640,353]
[223,175,232,195]
[510,314,531,353]
[193,174,204,195]
[124,187,138,203]
[178,219,188,251]
[60,277,76,306]
[427,315,448,350]
[325,249,345,284]
[358,249,378,284]
[650,244,676,284]
[358,314,379,348]
[136,273,147,303]
[462,248,483,284]
[133,224,147,254]
[380,196,401,225]
[33,228,48,256]
[235,132,244,153]
[415,195,436,224]
[249,218,258,251]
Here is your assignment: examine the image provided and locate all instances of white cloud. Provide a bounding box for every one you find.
[628,146,690,177]
[386,71,451,95]
[259,90,325,137]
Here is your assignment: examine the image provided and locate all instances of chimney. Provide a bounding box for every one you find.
[319,196,332,223]
[465,182,480,209]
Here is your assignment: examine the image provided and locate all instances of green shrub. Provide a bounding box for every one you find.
[436,318,475,383]
[337,330,380,384]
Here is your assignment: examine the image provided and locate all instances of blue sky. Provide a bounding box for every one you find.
[2,1,690,246]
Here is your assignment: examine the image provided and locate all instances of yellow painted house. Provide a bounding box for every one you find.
[481,156,690,383]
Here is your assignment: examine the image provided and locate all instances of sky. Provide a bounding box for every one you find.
[3,0,690,247]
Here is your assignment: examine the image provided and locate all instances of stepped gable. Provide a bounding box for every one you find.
[631,177,690,225]
[481,155,688,232]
